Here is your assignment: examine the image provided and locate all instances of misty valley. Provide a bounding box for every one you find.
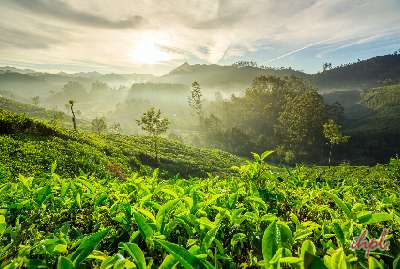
[2,53,400,165]
[1,1,400,268]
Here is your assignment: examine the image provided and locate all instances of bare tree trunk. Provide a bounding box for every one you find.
[328,144,333,165]
[70,104,77,131]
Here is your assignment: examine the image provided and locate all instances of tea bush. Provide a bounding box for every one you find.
[0,153,399,268]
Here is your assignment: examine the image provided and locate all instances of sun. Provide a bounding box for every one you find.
[129,33,171,64]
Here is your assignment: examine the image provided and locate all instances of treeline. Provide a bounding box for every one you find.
[314,51,400,89]
[196,76,346,163]
[232,61,298,71]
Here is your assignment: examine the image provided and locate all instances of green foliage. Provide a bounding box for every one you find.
[188,81,202,117]
[323,120,350,146]
[314,53,400,89]
[276,89,327,160]
[0,96,91,130]
[205,75,329,162]
[0,151,399,268]
[0,109,242,179]
[136,107,170,161]
[361,83,400,110]
[136,107,169,137]
[91,116,107,134]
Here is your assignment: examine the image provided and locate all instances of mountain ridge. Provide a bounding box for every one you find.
[1,52,400,94]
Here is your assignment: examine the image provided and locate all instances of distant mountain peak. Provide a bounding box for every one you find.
[0,66,36,74]
[169,62,192,75]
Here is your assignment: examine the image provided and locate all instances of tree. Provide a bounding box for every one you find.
[32,96,40,106]
[91,117,107,134]
[110,122,121,134]
[323,119,350,165]
[136,107,169,162]
[50,111,64,127]
[62,81,88,100]
[188,81,202,117]
[326,102,344,124]
[68,100,77,131]
[323,62,332,72]
[276,90,327,161]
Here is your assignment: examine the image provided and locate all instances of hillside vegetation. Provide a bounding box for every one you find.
[154,52,400,91]
[0,96,92,130]
[0,109,243,179]
[327,83,400,163]
[0,148,399,268]
[314,53,400,90]
[154,63,306,91]
[0,69,154,98]
[1,52,400,99]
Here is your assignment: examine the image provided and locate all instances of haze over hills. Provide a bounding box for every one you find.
[2,1,400,267]
[156,52,400,92]
[2,52,400,99]
[153,62,306,91]
[0,69,155,98]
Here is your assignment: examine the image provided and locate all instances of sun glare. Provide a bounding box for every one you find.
[129,33,172,64]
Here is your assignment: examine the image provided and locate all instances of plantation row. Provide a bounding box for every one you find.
[1,152,399,268]
[0,108,243,180]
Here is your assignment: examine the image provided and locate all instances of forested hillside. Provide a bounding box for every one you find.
[154,52,400,92]
[319,83,400,163]
[313,53,400,90]
[154,62,306,91]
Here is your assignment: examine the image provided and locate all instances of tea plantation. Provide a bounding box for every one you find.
[0,109,399,268]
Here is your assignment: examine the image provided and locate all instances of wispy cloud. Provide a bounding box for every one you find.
[0,0,399,74]
[267,38,334,62]
[7,0,144,29]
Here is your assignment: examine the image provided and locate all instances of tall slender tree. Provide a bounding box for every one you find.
[68,100,77,131]
[188,81,202,118]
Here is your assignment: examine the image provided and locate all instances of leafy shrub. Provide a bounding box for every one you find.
[0,153,399,268]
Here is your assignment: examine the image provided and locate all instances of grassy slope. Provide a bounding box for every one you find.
[0,109,244,180]
[0,96,92,130]
[0,96,66,120]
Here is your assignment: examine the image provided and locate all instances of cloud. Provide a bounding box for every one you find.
[0,0,399,74]
[0,26,61,49]
[316,28,400,58]
[8,0,143,29]
[267,39,334,62]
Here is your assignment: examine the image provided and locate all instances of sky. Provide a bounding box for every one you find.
[0,0,399,75]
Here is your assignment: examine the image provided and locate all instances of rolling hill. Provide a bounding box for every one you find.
[153,62,306,91]
[1,52,400,98]
[154,52,400,92]
[313,53,400,91]
[322,83,400,164]
[0,96,92,130]
[0,108,244,180]
[0,69,155,98]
